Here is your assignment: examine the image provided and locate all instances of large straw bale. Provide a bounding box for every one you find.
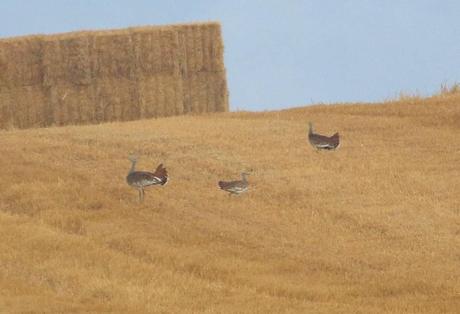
[138,73,183,118]
[93,33,136,80]
[182,71,228,114]
[161,73,183,116]
[197,23,225,72]
[46,78,140,125]
[46,83,95,126]
[0,38,43,87]
[138,75,159,118]
[209,71,229,112]
[174,23,225,73]
[175,26,188,79]
[208,25,225,72]
[200,25,213,72]
[0,88,13,129]
[192,25,205,73]
[133,31,162,76]
[175,22,228,114]
[181,73,204,114]
[133,29,179,76]
[93,78,140,122]
[185,25,200,74]
[0,85,47,128]
[42,36,92,86]
[0,22,228,129]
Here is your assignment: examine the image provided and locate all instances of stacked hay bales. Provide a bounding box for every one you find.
[0,22,228,129]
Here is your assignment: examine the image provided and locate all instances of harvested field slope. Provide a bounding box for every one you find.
[0,94,459,313]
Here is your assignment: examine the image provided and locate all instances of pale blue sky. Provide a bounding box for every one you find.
[1,1,459,110]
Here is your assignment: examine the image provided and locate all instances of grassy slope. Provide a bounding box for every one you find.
[0,94,459,313]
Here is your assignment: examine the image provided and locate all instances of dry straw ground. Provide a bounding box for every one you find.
[0,91,459,313]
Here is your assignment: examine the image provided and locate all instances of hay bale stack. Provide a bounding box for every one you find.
[0,22,228,129]
[175,23,228,114]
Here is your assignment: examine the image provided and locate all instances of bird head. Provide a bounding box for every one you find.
[241,170,252,181]
[128,154,139,163]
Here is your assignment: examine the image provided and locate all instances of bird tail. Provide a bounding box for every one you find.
[154,164,168,185]
[218,181,227,189]
[330,132,340,147]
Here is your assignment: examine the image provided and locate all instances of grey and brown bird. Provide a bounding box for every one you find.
[126,155,168,202]
[308,122,340,150]
[218,172,250,196]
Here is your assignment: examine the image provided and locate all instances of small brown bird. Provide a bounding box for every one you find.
[308,122,340,150]
[126,155,168,202]
[218,172,250,196]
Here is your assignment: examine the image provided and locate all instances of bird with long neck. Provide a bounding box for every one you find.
[128,155,137,175]
[308,121,340,150]
[126,155,168,202]
[308,121,314,135]
[218,172,250,196]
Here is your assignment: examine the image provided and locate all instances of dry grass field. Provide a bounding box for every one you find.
[0,91,459,313]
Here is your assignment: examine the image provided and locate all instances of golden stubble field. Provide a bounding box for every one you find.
[0,93,459,313]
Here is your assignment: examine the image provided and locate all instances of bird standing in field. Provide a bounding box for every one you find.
[126,155,168,202]
[218,172,250,196]
[308,122,340,150]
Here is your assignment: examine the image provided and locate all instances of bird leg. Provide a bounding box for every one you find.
[141,188,144,202]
